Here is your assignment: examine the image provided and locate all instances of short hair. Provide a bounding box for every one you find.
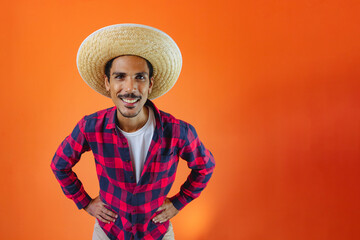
[104,55,153,81]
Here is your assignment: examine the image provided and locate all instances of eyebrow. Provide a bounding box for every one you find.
[112,72,149,76]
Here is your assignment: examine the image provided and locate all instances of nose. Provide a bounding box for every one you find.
[124,77,136,92]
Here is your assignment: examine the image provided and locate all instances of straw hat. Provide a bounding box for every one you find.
[76,24,182,99]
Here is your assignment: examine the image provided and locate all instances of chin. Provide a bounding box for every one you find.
[118,108,142,118]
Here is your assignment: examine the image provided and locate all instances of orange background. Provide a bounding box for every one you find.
[1,0,359,239]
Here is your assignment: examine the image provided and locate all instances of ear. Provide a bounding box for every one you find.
[104,75,110,91]
[148,77,154,94]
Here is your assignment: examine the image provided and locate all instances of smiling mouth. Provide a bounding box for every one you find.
[118,93,141,105]
[121,98,139,104]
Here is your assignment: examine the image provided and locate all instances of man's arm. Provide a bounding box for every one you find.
[153,122,215,223]
[51,118,118,223]
[171,123,215,210]
[50,118,93,209]
[51,117,118,223]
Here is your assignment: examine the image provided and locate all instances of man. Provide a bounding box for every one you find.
[51,24,215,240]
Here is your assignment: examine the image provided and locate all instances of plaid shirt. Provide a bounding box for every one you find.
[51,100,215,240]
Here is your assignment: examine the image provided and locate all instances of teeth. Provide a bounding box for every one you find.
[122,98,138,103]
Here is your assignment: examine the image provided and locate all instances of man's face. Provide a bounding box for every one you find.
[104,55,153,119]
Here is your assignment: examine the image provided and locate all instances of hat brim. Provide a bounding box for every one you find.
[76,24,182,100]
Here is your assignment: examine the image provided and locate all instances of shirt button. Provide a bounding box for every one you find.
[130,176,134,180]
[122,142,127,145]
[132,209,136,213]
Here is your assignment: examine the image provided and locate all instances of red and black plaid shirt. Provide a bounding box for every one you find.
[51,100,215,240]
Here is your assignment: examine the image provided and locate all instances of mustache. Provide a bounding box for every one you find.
[117,93,141,99]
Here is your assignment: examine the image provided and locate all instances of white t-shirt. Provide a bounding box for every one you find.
[118,107,155,183]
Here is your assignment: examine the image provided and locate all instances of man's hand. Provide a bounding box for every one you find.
[84,196,118,224]
[152,198,179,223]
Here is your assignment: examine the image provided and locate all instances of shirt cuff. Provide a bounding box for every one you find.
[73,190,92,210]
[169,193,191,211]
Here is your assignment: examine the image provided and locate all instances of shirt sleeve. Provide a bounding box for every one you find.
[170,123,215,210]
[50,117,92,209]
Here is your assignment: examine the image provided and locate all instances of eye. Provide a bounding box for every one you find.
[114,73,126,80]
[135,74,146,80]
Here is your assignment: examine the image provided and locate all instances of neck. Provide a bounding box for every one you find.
[117,106,149,132]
